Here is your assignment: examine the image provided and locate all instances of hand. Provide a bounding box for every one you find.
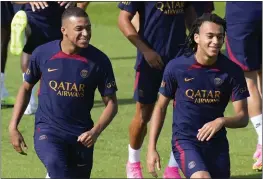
[197,118,225,141]
[143,49,164,70]
[77,128,100,148]
[147,149,161,178]
[9,129,28,155]
[29,2,49,12]
[57,1,76,9]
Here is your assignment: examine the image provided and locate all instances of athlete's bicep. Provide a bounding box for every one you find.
[156,93,171,110]
[101,93,118,107]
[232,98,249,118]
[22,81,35,92]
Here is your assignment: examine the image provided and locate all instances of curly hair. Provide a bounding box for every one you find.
[179,13,226,57]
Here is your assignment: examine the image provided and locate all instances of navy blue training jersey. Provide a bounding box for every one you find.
[118,1,191,70]
[24,40,117,136]
[159,54,249,141]
[225,2,262,24]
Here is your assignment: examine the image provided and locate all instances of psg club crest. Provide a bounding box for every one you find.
[214,77,223,86]
[80,69,88,78]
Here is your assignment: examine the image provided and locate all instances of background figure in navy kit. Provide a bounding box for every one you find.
[118,2,197,178]
[147,13,249,178]
[9,7,118,179]
[225,2,262,171]
[1,2,15,105]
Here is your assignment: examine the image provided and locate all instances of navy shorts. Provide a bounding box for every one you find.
[1,2,14,27]
[34,126,93,179]
[133,65,164,104]
[172,138,230,178]
[226,21,262,72]
[23,23,62,54]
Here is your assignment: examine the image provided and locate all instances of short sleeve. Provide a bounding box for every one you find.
[98,58,118,97]
[159,63,178,99]
[24,51,41,84]
[118,1,143,15]
[230,68,250,102]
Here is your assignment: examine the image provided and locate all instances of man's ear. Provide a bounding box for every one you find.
[194,33,199,44]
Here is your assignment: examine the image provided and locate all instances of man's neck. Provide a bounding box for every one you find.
[195,50,217,66]
[60,39,80,55]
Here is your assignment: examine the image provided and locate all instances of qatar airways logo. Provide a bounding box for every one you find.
[185,89,221,104]
[156,2,185,15]
[49,80,85,98]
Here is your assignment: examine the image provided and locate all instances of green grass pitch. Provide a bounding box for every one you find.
[1,2,262,178]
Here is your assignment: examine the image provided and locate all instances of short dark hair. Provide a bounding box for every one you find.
[180,13,226,57]
[61,7,89,22]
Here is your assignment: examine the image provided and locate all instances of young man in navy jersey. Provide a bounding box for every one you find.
[118,2,197,178]
[225,2,262,171]
[147,13,249,178]
[9,7,118,179]
[10,1,88,115]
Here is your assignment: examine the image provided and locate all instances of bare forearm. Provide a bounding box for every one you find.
[93,101,118,135]
[148,106,167,150]
[223,112,249,128]
[9,86,31,130]
[118,18,151,53]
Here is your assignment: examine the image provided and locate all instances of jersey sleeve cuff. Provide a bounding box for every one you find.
[118,3,137,15]
[159,90,173,99]
[100,89,118,97]
[231,93,250,102]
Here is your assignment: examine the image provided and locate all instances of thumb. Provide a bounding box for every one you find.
[156,158,161,171]
[21,137,28,150]
[77,135,82,142]
[21,141,28,150]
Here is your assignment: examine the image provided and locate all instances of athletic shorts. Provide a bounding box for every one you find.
[34,125,93,179]
[226,21,262,72]
[172,137,230,178]
[133,64,165,104]
[23,23,62,54]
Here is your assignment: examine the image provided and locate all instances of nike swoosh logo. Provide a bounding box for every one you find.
[184,78,194,82]
[48,68,58,72]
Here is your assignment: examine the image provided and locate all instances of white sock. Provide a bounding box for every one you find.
[251,114,262,145]
[45,173,50,179]
[1,72,5,83]
[30,85,37,105]
[1,73,9,98]
[168,151,179,167]
[1,73,5,94]
[23,73,37,106]
[128,144,141,163]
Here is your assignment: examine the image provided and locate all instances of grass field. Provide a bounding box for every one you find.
[1,2,262,178]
